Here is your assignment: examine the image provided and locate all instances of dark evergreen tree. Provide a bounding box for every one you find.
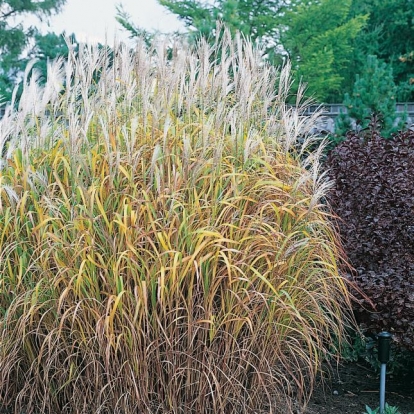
[350,0,414,101]
[335,55,405,138]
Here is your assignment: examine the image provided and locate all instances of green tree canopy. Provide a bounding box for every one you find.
[0,0,66,101]
[280,0,366,102]
[157,0,286,42]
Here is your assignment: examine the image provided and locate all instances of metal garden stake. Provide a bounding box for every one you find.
[377,331,392,414]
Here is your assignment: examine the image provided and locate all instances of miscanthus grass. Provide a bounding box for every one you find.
[0,30,352,414]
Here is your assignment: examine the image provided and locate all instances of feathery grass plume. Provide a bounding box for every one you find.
[0,29,353,414]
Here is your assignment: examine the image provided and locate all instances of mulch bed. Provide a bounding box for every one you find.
[305,360,414,413]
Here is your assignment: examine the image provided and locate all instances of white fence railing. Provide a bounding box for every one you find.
[302,103,414,134]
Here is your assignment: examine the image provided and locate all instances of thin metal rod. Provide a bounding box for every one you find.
[380,363,387,413]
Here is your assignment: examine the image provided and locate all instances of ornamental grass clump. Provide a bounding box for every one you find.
[0,31,352,414]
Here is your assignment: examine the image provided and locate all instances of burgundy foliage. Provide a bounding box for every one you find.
[326,123,414,350]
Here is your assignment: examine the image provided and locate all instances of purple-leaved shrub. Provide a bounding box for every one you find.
[327,120,414,350]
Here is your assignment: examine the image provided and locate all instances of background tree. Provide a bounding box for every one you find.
[156,0,286,43]
[0,0,66,101]
[116,4,155,46]
[279,0,366,102]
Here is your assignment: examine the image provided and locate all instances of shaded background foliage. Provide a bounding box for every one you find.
[326,120,414,350]
[0,0,67,101]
